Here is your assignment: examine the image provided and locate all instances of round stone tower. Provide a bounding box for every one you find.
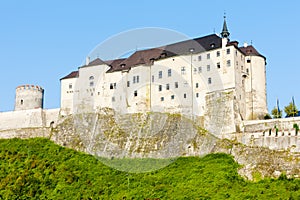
[14,85,44,111]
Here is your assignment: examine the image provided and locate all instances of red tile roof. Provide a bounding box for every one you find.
[60,71,78,80]
[239,45,266,60]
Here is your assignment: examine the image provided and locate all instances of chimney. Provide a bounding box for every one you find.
[85,57,90,66]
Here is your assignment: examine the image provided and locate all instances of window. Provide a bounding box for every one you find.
[158,71,162,79]
[227,60,231,67]
[198,67,202,73]
[134,90,137,97]
[112,97,115,102]
[159,85,162,91]
[69,83,72,89]
[98,92,100,95]
[193,68,197,74]
[91,93,93,96]
[166,84,170,90]
[226,49,230,54]
[247,59,251,63]
[152,75,154,82]
[181,66,186,75]
[161,97,164,101]
[198,55,202,61]
[89,76,94,80]
[246,68,249,74]
[207,53,210,59]
[168,69,172,77]
[20,99,23,105]
[90,81,94,87]
[110,83,116,89]
[217,62,221,69]
[175,82,178,88]
[208,77,212,84]
[133,76,139,83]
[171,95,175,100]
[127,81,130,87]
[207,65,210,72]
[196,83,199,88]
[184,93,187,98]
[216,51,220,57]
[196,93,199,98]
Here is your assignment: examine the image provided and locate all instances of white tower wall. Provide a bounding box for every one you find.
[14,85,44,111]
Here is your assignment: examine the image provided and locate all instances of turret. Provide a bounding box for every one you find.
[14,85,44,111]
[221,15,230,48]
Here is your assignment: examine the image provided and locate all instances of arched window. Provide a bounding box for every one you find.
[89,76,94,80]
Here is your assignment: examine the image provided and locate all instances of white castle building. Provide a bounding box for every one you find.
[60,18,267,135]
[0,18,268,138]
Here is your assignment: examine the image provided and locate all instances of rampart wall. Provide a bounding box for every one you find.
[232,117,300,152]
[0,108,59,131]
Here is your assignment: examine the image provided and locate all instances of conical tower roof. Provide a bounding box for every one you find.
[221,16,230,38]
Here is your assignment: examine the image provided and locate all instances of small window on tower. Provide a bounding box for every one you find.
[159,85,162,91]
[168,69,172,77]
[175,82,178,88]
[158,71,162,79]
[207,65,210,71]
[20,99,23,105]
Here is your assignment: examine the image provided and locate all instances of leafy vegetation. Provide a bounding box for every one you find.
[284,102,298,117]
[1,138,300,199]
[271,107,282,118]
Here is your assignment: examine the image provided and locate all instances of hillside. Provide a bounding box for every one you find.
[0,138,300,199]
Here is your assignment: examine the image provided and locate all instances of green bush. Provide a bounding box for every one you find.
[0,138,300,199]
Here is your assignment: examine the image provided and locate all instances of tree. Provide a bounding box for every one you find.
[284,102,298,117]
[271,107,282,118]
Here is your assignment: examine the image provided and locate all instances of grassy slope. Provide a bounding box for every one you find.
[0,138,300,199]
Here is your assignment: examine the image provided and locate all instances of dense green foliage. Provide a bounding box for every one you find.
[284,102,298,117]
[271,107,282,118]
[0,138,300,199]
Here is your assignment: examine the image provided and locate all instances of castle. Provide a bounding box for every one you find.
[59,17,267,136]
[2,18,299,152]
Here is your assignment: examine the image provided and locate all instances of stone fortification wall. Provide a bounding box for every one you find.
[231,117,300,152]
[0,108,59,131]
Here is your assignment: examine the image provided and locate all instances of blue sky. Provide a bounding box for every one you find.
[0,0,299,113]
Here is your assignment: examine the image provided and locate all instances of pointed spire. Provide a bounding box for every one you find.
[221,15,230,39]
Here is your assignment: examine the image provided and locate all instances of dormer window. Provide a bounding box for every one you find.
[210,43,215,48]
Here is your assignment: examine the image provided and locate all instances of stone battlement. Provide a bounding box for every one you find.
[16,85,44,92]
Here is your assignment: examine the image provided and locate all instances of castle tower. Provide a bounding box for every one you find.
[221,15,230,48]
[14,85,44,111]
